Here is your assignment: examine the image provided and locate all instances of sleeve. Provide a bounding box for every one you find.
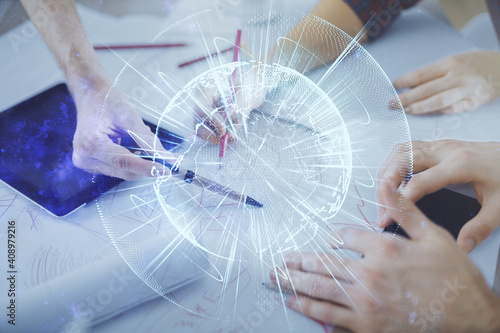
[486,0,500,47]
[343,0,421,41]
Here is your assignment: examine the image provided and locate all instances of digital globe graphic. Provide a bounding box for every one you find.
[96,8,412,330]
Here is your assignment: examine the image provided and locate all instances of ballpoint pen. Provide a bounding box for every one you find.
[127,131,263,208]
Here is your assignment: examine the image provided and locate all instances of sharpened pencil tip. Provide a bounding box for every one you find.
[245,196,263,208]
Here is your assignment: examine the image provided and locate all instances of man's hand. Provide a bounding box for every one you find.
[271,196,500,332]
[19,0,177,180]
[377,140,500,252]
[72,79,177,180]
[194,63,267,145]
[392,51,500,114]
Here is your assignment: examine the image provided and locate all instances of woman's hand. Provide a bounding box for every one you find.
[392,51,500,114]
[377,140,500,252]
[271,195,500,332]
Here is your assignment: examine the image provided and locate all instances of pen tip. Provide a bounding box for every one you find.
[245,196,263,208]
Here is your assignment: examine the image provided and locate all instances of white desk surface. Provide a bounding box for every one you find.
[0,1,499,332]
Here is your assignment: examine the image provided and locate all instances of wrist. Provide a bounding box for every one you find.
[61,42,110,101]
[66,62,110,99]
[487,297,500,332]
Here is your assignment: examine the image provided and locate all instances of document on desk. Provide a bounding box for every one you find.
[0,191,207,332]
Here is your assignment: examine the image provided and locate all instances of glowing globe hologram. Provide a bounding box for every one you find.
[154,61,351,259]
[96,8,412,326]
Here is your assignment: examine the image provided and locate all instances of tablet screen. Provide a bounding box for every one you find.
[0,83,182,216]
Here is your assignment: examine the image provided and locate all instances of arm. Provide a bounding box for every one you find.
[267,0,421,72]
[19,0,104,99]
[199,0,419,143]
[20,0,176,180]
[264,0,366,73]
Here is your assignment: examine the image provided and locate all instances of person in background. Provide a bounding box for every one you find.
[295,0,500,115]
[207,0,500,150]
[21,0,500,177]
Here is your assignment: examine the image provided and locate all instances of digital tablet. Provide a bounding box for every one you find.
[0,83,183,217]
[384,188,481,239]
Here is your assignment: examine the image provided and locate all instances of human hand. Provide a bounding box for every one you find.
[271,195,500,332]
[377,140,500,252]
[392,51,500,114]
[71,79,178,180]
[193,63,267,145]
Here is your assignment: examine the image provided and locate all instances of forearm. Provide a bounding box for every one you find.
[308,0,366,42]
[20,0,108,98]
[267,0,365,72]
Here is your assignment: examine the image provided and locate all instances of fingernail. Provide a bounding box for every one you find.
[388,99,399,109]
[404,106,411,113]
[463,238,475,253]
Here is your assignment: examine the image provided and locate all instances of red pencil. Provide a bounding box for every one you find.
[178,46,234,68]
[93,43,186,50]
[219,29,242,168]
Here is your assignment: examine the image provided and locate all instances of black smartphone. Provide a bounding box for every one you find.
[384,188,481,239]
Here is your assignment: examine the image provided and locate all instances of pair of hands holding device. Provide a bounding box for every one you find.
[269,140,500,332]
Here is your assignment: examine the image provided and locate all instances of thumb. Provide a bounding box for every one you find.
[457,199,500,253]
[402,162,464,203]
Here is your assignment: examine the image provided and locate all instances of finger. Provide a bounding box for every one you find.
[197,122,223,145]
[273,268,353,305]
[131,127,178,161]
[393,61,448,89]
[383,193,434,240]
[282,252,357,283]
[457,197,500,252]
[376,142,412,226]
[222,104,244,143]
[405,88,464,114]
[377,140,438,227]
[194,111,227,145]
[337,228,382,255]
[73,153,141,180]
[402,161,471,203]
[192,84,227,141]
[91,139,166,178]
[287,294,356,329]
[398,77,455,108]
[411,140,448,173]
[438,99,475,114]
